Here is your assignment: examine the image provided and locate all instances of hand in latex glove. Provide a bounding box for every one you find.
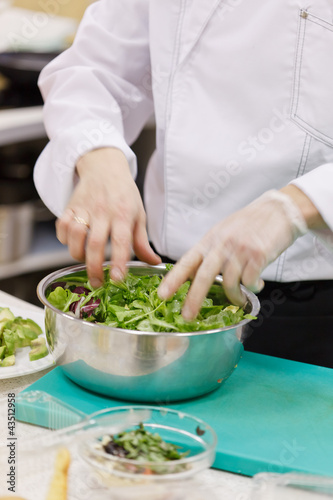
[158,190,308,319]
[56,147,161,287]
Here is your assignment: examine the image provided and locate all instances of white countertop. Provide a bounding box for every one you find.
[0,290,254,500]
[0,221,77,280]
[0,106,46,146]
[0,221,112,280]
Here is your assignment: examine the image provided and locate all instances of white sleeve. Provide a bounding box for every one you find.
[34,0,153,217]
[290,162,333,251]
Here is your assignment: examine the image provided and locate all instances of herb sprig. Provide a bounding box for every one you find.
[103,423,187,462]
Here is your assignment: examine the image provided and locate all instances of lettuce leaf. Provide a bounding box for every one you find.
[46,268,256,332]
[47,287,80,312]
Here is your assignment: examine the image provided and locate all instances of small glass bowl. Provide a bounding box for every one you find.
[16,401,218,500]
[80,406,217,483]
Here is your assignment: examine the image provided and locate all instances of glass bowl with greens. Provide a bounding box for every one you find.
[37,262,260,402]
[16,404,219,500]
[80,406,217,482]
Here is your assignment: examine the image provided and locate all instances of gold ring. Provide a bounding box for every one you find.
[73,215,90,228]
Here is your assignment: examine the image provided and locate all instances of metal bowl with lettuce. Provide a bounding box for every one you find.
[37,262,260,402]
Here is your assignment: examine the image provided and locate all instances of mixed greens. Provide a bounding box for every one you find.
[96,422,190,475]
[103,422,187,462]
[0,307,48,367]
[46,265,255,333]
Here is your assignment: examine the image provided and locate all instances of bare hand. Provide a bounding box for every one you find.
[56,147,161,287]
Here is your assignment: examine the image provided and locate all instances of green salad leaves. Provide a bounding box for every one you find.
[0,307,48,366]
[97,422,190,475]
[103,422,188,462]
[46,266,256,333]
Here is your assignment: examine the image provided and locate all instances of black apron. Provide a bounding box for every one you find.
[244,280,333,368]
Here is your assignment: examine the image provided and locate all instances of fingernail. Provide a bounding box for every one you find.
[257,279,265,292]
[111,267,123,281]
[158,283,169,299]
[182,306,193,321]
[248,280,265,294]
[91,278,102,288]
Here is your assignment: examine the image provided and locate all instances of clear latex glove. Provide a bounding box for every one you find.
[158,190,308,319]
[56,147,161,288]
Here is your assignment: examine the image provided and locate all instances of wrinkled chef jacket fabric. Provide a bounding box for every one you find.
[34,0,333,282]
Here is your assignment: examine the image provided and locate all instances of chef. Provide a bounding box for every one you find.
[34,0,333,367]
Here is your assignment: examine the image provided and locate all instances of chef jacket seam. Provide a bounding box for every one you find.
[295,132,308,178]
[296,133,311,178]
[162,1,223,258]
[178,0,222,66]
[275,251,287,282]
[292,10,307,119]
[277,133,311,282]
[291,117,333,147]
[307,19,333,33]
[291,10,333,147]
[305,12,333,30]
[162,0,187,257]
[295,119,333,140]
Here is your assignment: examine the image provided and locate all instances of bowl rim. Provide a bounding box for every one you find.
[37,261,260,337]
[80,405,217,477]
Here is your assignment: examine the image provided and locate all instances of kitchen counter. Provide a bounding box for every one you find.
[0,105,156,147]
[0,289,254,499]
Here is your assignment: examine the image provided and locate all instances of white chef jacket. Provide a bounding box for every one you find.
[34,0,333,282]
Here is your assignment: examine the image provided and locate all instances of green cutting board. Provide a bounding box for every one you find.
[17,351,333,477]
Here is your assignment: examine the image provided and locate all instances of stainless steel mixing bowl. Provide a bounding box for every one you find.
[37,262,260,403]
